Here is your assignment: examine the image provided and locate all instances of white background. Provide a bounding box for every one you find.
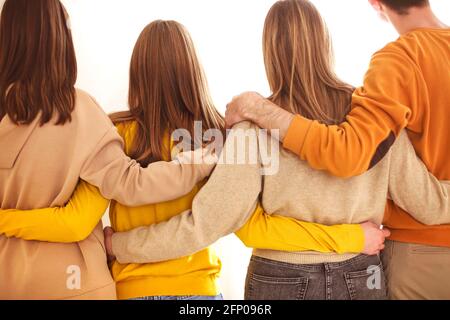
[2,0,449,299]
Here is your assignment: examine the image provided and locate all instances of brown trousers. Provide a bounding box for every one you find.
[382,240,450,300]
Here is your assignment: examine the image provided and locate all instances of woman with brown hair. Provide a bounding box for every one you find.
[0,0,215,300]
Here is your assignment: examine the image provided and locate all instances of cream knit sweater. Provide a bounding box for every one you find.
[112,121,450,265]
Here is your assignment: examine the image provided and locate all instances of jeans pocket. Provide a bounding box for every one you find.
[409,244,450,255]
[245,273,309,300]
[344,263,387,300]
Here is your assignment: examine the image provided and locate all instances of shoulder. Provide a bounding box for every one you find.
[371,40,411,64]
[226,121,260,146]
[229,121,259,135]
[72,89,114,130]
[365,39,419,83]
[371,34,424,70]
[220,121,261,166]
[64,89,121,154]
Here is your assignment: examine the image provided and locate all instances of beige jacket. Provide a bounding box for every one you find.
[112,121,450,265]
[0,89,214,300]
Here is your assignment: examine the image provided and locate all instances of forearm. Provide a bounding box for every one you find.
[112,183,260,264]
[388,131,450,225]
[235,206,364,254]
[81,127,216,207]
[111,207,242,264]
[0,182,108,242]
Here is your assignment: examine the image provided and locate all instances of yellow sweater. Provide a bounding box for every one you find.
[108,121,222,299]
[0,121,365,299]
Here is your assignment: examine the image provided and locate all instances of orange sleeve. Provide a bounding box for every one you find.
[283,48,419,178]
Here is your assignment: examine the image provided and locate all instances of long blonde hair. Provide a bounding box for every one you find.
[264,0,354,125]
[111,20,224,166]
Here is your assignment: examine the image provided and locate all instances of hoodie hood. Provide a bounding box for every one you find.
[0,116,40,169]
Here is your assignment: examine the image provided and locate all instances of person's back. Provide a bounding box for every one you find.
[0,0,116,299]
[259,26,450,258]
[0,89,118,299]
[233,122,439,266]
[0,90,116,209]
[110,121,221,300]
[105,20,224,300]
[258,133,388,264]
[379,28,450,241]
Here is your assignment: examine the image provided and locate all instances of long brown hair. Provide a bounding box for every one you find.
[0,0,77,125]
[264,0,354,125]
[111,20,224,166]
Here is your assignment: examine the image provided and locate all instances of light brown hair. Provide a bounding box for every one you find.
[0,0,77,125]
[110,20,224,166]
[264,0,354,125]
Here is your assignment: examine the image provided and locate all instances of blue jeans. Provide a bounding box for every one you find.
[131,294,223,301]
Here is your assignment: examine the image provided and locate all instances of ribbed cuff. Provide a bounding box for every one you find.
[282,115,314,157]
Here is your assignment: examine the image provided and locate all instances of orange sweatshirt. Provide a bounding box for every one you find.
[283,28,450,247]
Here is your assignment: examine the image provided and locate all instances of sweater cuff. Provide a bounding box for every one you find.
[282,115,314,157]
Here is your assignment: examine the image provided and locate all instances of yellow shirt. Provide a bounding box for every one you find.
[0,122,365,298]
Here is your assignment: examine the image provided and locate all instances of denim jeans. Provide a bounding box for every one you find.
[131,294,223,301]
[245,255,387,300]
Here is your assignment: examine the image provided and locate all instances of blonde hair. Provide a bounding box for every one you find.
[263,0,354,125]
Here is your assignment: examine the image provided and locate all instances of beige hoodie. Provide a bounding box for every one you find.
[0,89,214,300]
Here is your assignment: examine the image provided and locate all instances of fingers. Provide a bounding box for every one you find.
[382,228,391,238]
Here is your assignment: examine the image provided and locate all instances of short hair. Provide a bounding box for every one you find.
[380,0,430,15]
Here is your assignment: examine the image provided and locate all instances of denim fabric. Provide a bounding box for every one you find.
[131,294,223,301]
[245,255,387,300]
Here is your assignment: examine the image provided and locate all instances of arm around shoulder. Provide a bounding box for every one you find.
[80,127,216,207]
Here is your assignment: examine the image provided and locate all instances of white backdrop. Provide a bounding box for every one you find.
[2,0,449,300]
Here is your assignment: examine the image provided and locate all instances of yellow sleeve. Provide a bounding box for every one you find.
[235,205,365,254]
[0,181,109,243]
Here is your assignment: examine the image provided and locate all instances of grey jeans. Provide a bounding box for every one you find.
[245,255,387,300]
